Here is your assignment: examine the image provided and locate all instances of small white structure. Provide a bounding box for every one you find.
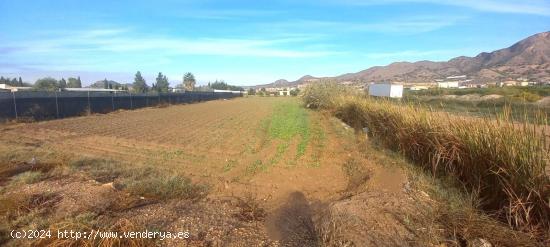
[519,81,529,87]
[213,89,243,94]
[409,86,429,91]
[0,84,33,92]
[368,83,403,98]
[437,75,470,88]
[437,82,460,88]
[171,88,185,93]
[64,88,127,92]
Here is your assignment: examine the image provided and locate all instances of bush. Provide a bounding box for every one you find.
[70,158,208,200]
[302,81,356,109]
[514,91,542,102]
[121,173,208,200]
[303,83,550,233]
[10,171,44,185]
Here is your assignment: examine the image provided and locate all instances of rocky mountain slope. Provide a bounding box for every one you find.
[258,31,550,88]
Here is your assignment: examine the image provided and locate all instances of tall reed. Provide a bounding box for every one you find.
[304,82,550,232]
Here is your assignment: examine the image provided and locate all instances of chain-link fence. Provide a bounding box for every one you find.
[0,91,241,122]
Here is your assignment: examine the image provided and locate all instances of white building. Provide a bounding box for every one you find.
[0,84,33,92]
[409,86,429,91]
[437,75,470,89]
[368,83,403,98]
[213,89,243,94]
[64,88,127,92]
[437,82,460,88]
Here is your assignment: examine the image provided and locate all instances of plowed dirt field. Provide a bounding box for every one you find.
[1,97,353,207]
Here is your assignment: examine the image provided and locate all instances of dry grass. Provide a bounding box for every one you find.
[303,82,550,237]
[234,193,267,222]
[69,158,209,201]
[0,192,62,245]
[0,161,56,185]
[33,215,154,247]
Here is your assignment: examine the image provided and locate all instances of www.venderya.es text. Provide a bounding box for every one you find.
[11,229,190,241]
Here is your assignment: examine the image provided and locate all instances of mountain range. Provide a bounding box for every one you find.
[257,31,550,88]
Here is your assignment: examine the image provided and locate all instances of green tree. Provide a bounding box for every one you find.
[67,77,81,88]
[59,78,67,89]
[34,77,60,91]
[210,80,228,90]
[18,77,23,86]
[77,76,82,88]
[290,89,299,96]
[155,72,169,93]
[103,78,109,89]
[183,72,196,91]
[210,80,244,91]
[133,71,148,93]
[248,88,256,95]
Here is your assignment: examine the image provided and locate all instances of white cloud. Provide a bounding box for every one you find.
[173,9,283,20]
[338,0,550,16]
[363,49,457,60]
[3,29,338,59]
[260,15,466,35]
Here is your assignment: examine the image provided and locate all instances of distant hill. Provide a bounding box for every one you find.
[258,31,550,87]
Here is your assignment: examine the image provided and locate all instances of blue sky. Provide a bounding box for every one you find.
[1,0,549,86]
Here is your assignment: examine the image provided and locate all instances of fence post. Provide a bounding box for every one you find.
[146,93,148,107]
[87,91,91,115]
[111,92,115,111]
[55,91,59,118]
[130,92,133,109]
[12,91,18,120]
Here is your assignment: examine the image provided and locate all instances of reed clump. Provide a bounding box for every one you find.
[303,82,550,233]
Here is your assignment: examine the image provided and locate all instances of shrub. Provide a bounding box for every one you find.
[514,91,542,102]
[302,80,356,109]
[10,171,44,185]
[70,158,209,200]
[122,174,208,200]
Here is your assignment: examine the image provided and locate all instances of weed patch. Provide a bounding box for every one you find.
[69,158,209,200]
[260,100,324,166]
[9,171,45,185]
[234,193,267,222]
[223,159,237,172]
[122,174,208,201]
[246,160,267,175]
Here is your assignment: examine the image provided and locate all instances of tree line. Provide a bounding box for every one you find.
[207,80,244,91]
[132,71,196,93]
[3,71,244,93]
[32,77,83,91]
[0,76,26,87]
